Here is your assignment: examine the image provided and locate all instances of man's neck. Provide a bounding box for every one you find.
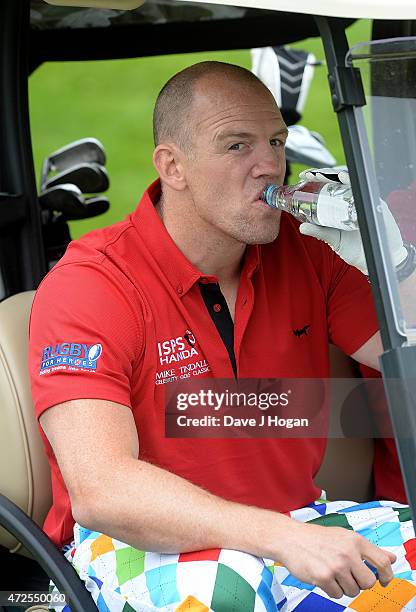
[156,193,246,288]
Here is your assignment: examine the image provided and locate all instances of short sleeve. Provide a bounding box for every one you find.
[29,260,143,419]
[327,257,379,356]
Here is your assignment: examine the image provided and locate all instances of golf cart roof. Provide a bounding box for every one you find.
[30,0,351,68]
[29,0,416,70]
[181,0,416,20]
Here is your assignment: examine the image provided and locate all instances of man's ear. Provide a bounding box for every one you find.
[152,143,187,191]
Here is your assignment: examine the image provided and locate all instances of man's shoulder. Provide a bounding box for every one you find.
[35,214,145,311]
[58,214,136,267]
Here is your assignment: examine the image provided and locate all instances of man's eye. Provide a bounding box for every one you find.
[270,138,284,147]
[228,143,244,151]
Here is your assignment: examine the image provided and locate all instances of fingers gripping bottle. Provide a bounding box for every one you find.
[262,181,359,231]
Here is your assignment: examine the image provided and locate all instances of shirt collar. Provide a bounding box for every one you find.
[131,179,260,297]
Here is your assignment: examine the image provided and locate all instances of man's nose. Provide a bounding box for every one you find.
[251,144,284,180]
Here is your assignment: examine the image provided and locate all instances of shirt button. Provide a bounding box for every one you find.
[200,278,209,284]
[213,303,222,313]
[177,284,183,295]
[242,298,247,306]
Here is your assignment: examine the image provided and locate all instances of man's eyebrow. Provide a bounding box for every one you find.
[216,131,254,142]
[272,127,289,138]
[216,128,288,141]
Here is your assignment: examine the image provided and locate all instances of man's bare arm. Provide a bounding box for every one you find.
[40,398,395,599]
[40,398,289,556]
[350,331,383,371]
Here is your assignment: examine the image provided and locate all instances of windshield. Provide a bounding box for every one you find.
[347,37,416,341]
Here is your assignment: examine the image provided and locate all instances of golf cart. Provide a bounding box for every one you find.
[1,1,416,610]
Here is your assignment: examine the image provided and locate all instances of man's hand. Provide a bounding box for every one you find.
[278,520,397,599]
[298,167,407,276]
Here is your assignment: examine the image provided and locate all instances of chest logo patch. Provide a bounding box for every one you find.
[155,330,210,385]
[157,330,199,365]
[293,324,310,338]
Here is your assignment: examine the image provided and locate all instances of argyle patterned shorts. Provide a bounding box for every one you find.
[50,499,416,611]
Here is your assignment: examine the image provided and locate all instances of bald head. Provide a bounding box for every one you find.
[153,61,273,155]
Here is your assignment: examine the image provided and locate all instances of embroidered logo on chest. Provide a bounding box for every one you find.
[293,324,310,339]
[157,330,199,365]
[155,330,210,385]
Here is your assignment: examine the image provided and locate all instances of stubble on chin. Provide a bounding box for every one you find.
[246,212,282,245]
[232,219,281,245]
[246,229,280,245]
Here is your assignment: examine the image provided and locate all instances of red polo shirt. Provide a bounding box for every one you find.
[29,179,379,548]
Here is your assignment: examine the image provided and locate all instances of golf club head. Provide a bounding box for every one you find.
[38,183,87,216]
[40,137,106,190]
[285,125,336,168]
[44,162,109,194]
[63,196,110,221]
[251,46,319,122]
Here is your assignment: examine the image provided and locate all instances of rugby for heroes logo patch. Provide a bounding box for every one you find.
[39,342,103,374]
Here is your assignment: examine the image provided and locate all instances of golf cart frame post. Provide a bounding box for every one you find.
[316,16,416,526]
[0,492,99,612]
[0,0,47,298]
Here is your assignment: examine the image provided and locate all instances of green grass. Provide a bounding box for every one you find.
[29,19,371,239]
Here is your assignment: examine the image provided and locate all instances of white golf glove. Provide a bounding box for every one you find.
[298,167,407,276]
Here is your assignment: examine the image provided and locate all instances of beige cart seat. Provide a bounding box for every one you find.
[0,291,52,555]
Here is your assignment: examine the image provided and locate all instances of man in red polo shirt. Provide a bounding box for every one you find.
[29,62,416,611]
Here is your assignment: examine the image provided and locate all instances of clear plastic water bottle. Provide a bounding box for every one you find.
[262,181,358,231]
